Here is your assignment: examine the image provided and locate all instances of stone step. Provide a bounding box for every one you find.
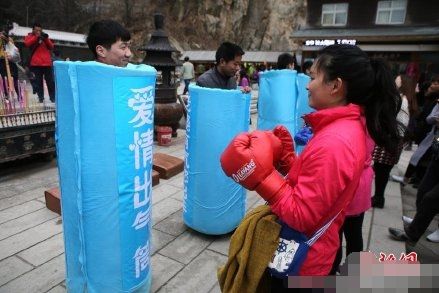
[43,170,161,215]
[153,153,184,179]
[45,188,61,216]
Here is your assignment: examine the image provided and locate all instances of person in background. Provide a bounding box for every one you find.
[371,74,411,208]
[86,20,132,68]
[197,41,250,93]
[181,56,194,95]
[24,23,55,103]
[238,68,250,88]
[389,102,439,243]
[302,60,313,76]
[277,52,295,70]
[392,76,439,186]
[52,49,63,62]
[0,30,20,95]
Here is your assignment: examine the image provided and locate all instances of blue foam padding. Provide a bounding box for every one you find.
[257,69,297,135]
[55,61,156,292]
[183,84,250,235]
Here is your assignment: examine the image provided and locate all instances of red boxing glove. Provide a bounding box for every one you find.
[272,125,296,175]
[220,130,280,191]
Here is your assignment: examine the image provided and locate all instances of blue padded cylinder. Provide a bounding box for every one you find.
[257,69,297,135]
[55,61,156,293]
[183,85,250,235]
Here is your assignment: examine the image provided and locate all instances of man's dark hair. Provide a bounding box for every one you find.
[302,60,313,72]
[215,42,244,64]
[86,20,131,58]
[184,56,189,61]
[277,53,295,69]
[33,22,42,29]
[431,74,439,83]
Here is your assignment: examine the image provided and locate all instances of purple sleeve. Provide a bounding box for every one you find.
[241,77,249,87]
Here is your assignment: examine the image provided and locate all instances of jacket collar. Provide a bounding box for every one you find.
[304,103,363,133]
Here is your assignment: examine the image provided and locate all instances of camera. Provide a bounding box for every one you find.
[41,33,49,39]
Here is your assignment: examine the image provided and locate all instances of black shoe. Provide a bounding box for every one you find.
[388,227,409,241]
[372,196,384,208]
[389,227,418,246]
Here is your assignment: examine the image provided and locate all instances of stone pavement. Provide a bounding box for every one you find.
[0,115,430,293]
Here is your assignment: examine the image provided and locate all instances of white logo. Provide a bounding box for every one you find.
[232,159,256,182]
[268,238,299,273]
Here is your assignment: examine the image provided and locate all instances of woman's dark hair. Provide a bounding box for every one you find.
[315,44,401,154]
[277,53,295,69]
[215,42,244,64]
[239,68,248,79]
[86,20,131,58]
[398,74,418,116]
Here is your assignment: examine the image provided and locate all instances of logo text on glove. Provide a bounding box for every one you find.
[232,159,256,183]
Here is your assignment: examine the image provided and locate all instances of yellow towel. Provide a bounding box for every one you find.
[218,205,281,293]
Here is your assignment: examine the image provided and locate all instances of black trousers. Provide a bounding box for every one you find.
[404,148,431,184]
[373,162,394,198]
[30,66,55,102]
[330,213,364,274]
[407,158,439,241]
[270,276,325,292]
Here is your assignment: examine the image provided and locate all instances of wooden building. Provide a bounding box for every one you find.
[292,0,439,77]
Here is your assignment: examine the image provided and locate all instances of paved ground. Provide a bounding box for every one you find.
[1,81,436,293]
[1,115,423,292]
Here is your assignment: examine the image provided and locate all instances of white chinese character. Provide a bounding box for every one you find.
[132,206,151,230]
[133,170,151,208]
[133,242,150,278]
[129,130,154,169]
[128,86,154,127]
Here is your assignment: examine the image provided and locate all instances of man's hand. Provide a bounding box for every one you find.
[240,86,251,93]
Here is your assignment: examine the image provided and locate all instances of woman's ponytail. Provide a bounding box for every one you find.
[366,58,401,154]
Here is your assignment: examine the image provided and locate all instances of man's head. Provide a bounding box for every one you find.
[32,23,42,36]
[277,53,295,70]
[215,42,244,78]
[426,74,439,96]
[302,61,313,75]
[184,56,189,62]
[86,20,132,67]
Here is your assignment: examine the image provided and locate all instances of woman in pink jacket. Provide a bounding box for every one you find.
[221,44,401,290]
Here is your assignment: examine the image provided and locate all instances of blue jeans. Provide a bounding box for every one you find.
[183,79,191,94]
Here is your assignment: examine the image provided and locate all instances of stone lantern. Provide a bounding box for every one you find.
[140,13,183,137]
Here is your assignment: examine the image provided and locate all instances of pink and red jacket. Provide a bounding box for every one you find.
[345,125,374,216]
[268,103,367,275]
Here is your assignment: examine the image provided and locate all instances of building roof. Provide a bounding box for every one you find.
[181,51,287,63]
[292,26,439,41]
[9,23,87,47]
